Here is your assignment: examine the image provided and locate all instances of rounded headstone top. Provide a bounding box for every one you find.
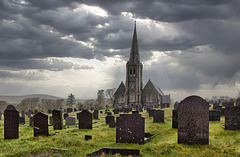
[179,95,209,108]
[5,105,17,111]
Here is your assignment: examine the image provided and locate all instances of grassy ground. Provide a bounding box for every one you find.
[0,108,239,157]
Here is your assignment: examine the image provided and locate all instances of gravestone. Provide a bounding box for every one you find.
[209,110,221,121]
[109,121,116,128]
[79,110,92,129]
[139,107,143,112]
[93,110,99,119]
[48,109,52,114]
[213,106,222,111]
[67,108,72,113]
[33,112,49,137]
[172,110,178,129]
[52,110,63,130]
[106,115,115,124]
[0,111,2,120]
[116,114,145,144]
[34,110,38,114]
[178,95,209,145]
[106,111,112,116]
[49,116,53,125]
[153,110,164,123]
[21,110,25,118]
[63,113,69,119]
[113,108,119,114]
[174,102,179,110]
[76,112,80,119]
[236,98,240,106]
[19,116,25,124]
[4,105,19,139]
[65,117,76,126]
[221,108,225,116]
[225,106,240,130]
[132,111,139,114]
[29,117,33,126]
[28,110,32,118]
[149,109,155,117]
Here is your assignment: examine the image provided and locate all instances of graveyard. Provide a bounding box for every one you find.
[0,105,239,156]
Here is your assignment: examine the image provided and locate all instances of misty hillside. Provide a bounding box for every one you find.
[0,94,63,104]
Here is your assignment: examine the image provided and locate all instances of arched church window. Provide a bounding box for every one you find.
[130,69,132,75]
[133,68,136,74]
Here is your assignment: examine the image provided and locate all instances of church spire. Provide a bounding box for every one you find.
[129,21,140,63]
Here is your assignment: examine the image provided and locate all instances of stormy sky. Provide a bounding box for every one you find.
[0,0,240,101]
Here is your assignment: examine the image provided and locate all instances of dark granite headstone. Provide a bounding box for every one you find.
[78,110,92,129]
[221,108,225,116]
[4,105,19,139]
[85,135,92,140]
[209,110,221,121]
[33,112,49,137]
[65,117,76,126]
[93,110,99,119]
[236,98,240,106]
[67,108,72,113]
[106,111,112,116]
[172,110,178,129]
[109,121,116,128]
[178,95,209,145]
[19,116,25,124]
[116,114,145,144]
[29,117,33,126]
[52,110,63,130]
[48,109,52,114]
[21,111,25,118]
[225,106,240,130]
[148,109,155,117]
[153,110,164,123]
[63,113,69,119]
[106,115,115,124]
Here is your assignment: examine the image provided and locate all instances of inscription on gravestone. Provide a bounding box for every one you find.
[225,106,240,130]
[52,110,63,130]
[153,110,164,123]
[33,112,49,137]
[178,95,209,145]
[116,114,145,144]
[79,110,92,129]
[4,105,19,139]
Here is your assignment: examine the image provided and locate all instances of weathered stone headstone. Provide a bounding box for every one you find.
[148,109,155,117]
[236,98,240,106]
[225,106,240,130]
[78,110,92,129]
[209,110,221,121]
[28,110,32,118]
[4,105,19,139]
[153,110,164,123]
[172,110,178,129]
[106,115,115,124]
[52,110,63,130]
[63,113,69,119]
[33,112,49,137]
[21,110,25,118]
[65,117,76,126]
[116,114,145,144]
[178,95,209,145]
[93,110,99,119]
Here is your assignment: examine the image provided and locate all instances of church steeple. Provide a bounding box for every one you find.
[129,21,140,63]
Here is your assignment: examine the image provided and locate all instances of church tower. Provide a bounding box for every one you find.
[125,22,143,107]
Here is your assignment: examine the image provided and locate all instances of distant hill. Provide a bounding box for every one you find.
[0,94,63,104]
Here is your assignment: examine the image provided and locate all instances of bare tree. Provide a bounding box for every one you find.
[96,89,105,109]
[0,101,9,111]
[55,98,64,109]
[105,88,116,107]
[21,97,40,110]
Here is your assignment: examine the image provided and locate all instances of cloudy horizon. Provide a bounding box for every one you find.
[0,0,240,101]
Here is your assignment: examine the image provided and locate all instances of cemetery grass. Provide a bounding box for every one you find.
[0,108,239,157]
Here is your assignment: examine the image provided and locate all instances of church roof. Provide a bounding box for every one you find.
[128,21,140,64]
[114,81,125,96]
[144,79,164,96]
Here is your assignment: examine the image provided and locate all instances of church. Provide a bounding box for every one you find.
[113,23,170,109]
